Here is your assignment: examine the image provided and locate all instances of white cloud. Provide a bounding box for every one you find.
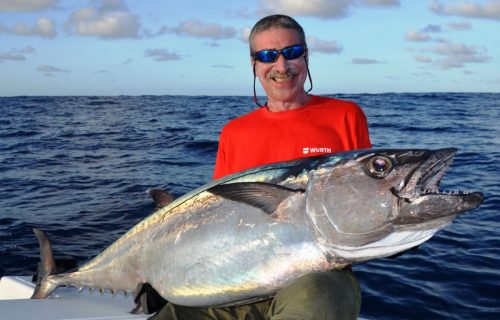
[447,21,472,30]
[240,27,251,43]
[205,41,220,47]
[258,0,352,19]
[412,71,436,78]
[0,46,35,62]
[169,20,237,40]
[404,29,431,42]
[258,0,400,19]
[414,55,433,63]
[19,46,35,54]
[144,49,182,61]
[361,0,400,6]
[404,23,444,43]
[212,64,234,69]
[430,0,500,21]
[7,17,57,38]
[431,40,491,69]
[37,64,69,72]
[352,58,384,64]
[65,0,140,38]
[0,0,57,11]
[228,6,254,19]
[307,36,342,54]
[0,52,26,62]
[97,0,128,11]
[37,64,70,76]
[422,24,442,33]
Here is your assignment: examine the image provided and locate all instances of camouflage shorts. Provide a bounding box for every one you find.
[148,269,361,320]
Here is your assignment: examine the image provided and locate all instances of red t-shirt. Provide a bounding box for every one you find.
[213,95,372,179]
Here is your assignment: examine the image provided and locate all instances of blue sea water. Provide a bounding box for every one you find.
[0,93,499,319]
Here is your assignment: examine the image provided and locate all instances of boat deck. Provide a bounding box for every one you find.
[0,276,147,320]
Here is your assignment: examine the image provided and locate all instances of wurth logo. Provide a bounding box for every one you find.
[302,147,332,155]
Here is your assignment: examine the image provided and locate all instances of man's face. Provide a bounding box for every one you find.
[251,27,308,107]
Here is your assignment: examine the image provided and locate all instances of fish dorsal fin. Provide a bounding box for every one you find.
[208,182,303,215]
[147,189,175,208]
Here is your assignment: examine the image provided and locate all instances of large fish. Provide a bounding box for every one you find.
[32,148,482,308]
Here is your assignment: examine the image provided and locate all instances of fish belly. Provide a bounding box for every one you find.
[145,198,328,307]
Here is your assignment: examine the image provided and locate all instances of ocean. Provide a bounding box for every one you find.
[0,93,498,319]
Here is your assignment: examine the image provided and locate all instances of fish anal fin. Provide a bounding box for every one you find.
[208,182,303,215]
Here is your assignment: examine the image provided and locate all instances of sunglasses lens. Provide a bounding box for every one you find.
[255,50,278,63]
[254,45,305,63]
[282,45,305,60]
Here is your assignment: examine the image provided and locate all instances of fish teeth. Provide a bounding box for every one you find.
[397,180,405,191]
[423,188,438,194]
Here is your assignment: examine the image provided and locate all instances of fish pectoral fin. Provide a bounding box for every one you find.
[208,182,304,215]
[147,188,175,208]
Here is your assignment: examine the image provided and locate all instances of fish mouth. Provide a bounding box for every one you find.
[394,148,456,200]
[392,148,483,224]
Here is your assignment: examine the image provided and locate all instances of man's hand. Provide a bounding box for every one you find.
[131,282,168,314]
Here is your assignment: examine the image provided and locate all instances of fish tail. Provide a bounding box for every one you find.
[31,228,59,299]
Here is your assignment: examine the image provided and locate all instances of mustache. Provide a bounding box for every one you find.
[269,70,297,78]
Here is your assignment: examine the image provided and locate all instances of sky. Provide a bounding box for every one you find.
[1,0,499,96]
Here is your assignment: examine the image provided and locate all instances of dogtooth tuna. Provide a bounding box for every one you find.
[31,148,483,309]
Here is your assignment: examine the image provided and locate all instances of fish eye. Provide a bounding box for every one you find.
[366,155,393,177]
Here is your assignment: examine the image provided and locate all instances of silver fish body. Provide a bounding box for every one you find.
[32,148,483,308]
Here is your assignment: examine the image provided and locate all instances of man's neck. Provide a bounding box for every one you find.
[267,93,311,112]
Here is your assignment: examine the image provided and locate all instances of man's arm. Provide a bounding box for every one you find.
[213,129,228,179]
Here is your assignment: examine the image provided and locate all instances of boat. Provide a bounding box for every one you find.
[1,275,370,319]
[0,275,147,320]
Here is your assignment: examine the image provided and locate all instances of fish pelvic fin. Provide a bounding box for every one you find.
[147,188,175,209]
[31,228,58,299]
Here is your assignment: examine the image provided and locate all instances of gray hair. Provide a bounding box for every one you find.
[248,14,306,54]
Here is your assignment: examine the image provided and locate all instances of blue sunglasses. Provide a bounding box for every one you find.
[252,44,306,63]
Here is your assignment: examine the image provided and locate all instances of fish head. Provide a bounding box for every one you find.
[306,148,483,263]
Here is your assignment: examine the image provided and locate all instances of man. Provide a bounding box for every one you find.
[149,14,371,320]
[213,14,371,179]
